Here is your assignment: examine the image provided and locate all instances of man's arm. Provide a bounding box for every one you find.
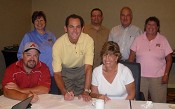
[3,87,28,101]
[19,86,49,94]
[84,64,92,91]
[54,72,67,95]
[3,87,39,103]
[79,64,92,101]
[4,82,49,94]
[54,72,74,101]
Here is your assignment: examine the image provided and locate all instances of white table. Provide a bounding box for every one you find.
[0,94,173,109]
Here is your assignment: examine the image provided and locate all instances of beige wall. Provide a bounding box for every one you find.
[32,0,175,87]
[32,0,175,48]
[0,0,31,83]
[32,0,175,86]
[0,0,175,86]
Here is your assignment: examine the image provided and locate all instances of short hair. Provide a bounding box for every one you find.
[91,8,103,16]
[32,11,47,24]
[144,16,160,32]
[65,14,84,28]
[100,41,121,60]
[120,7,133,16]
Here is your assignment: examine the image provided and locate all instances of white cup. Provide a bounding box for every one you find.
[95,99,104,109]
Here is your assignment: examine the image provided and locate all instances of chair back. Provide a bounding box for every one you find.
[119,61,141,100]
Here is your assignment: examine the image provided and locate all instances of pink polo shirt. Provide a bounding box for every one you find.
[131,32,172,77]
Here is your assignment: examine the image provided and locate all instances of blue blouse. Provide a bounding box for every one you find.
[17,29,57,76]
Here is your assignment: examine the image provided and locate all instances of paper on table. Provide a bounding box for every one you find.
[0,95,19,109]
[105,100,130,109]
[33,94,93,109]
[169,104,175,109]
[0,101,11,109]
[56,104,93,109]
[68,98,92,107]
[50,98,93,109]
[32,94,66,109]
[141,101,153,109]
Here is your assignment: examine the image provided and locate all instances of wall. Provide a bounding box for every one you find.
[0,0,174,87]
[0,0,31,84]
[32,0,175,86]
[32,0,175,48]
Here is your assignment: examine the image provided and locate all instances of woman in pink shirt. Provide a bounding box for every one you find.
[129,16,172,103]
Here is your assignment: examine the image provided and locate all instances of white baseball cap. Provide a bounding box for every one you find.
[23,42,40,53]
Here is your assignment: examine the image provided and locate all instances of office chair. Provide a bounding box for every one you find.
[119,61,145,100]
[1,50,18,68]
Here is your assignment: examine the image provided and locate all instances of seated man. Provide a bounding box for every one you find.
[2,42,51,103]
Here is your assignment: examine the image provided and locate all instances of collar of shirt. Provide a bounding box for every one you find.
[65,33,84,45]
[33,29,49,39]
[88,23,106,31]
[143,32,160,41]
[119,24,132,30]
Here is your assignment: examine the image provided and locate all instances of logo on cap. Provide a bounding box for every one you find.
[23,42,40,53]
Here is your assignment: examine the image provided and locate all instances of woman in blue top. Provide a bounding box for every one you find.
[17,11,59,94]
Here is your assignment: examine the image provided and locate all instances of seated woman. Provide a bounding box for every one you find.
[90,41,135,101]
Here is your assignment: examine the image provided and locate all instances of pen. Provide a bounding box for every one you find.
[129,99,132,109]
[67,91,71,95]
[67,90,73,97]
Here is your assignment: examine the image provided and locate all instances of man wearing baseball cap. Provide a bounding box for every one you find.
[2,42,51,103]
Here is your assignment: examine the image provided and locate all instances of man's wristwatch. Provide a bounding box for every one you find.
[84,89,91,94]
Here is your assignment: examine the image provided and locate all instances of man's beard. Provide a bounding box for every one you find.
[26,60,36,69]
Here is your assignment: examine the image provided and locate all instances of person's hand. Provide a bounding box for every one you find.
[162,75,169,84]
[98,94,110,102]
[5,82,20,91]
[78,92,91,102]
[28,91,39,103]
[64,91,74,101]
